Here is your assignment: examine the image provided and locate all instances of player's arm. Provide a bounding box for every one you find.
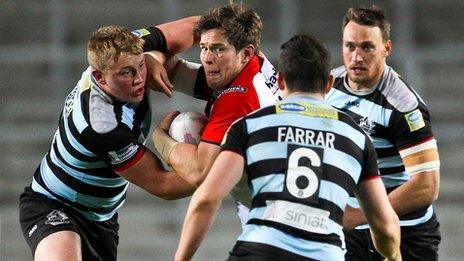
[156,16,200,54]
[175,151,244,261]
[115,147,195,200]
[141,15,200,96]
[145,52,201,97]
[153,112,220,188]
[387,138,440,215]
[355,177,401,261]
[344,142,440,229]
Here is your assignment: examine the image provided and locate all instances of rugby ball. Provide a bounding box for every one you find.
[168,111,207,145]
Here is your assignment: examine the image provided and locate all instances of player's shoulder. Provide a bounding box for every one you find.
[330,65,347,79]
[246,103,276,120]
[378,66,423,113]
[88,85,120,134]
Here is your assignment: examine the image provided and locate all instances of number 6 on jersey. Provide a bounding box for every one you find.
[285,145,323,202]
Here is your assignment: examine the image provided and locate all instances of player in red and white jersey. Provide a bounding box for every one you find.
[144,3,282,226]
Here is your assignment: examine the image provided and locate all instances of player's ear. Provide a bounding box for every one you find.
[384,40,392,57]
[241,44,255,64]
[277,71,286,91]
[92,69,106,85]
[323,74,334,94]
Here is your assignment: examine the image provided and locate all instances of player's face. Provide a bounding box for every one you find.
[342,21,391,90]
[97,52,147,103]
[199,29,248,89]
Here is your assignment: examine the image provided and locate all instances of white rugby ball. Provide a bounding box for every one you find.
[169,111,207,145]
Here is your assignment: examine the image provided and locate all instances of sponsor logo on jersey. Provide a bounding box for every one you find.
[278,103,306,112]
[131,28,151,38]
[223,86,247,94]
[264,66,278,89]
[214,86,247,100]
[277,102,338,119]
[108,143,139,165]
[64,87,78,117]
[405,109,425,132]
[263,200,330,234]
[345,100,360,108]
[28,224,38,237]
[45,210,70,226]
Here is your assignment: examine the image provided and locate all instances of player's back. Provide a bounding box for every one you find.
[230,95,378,260]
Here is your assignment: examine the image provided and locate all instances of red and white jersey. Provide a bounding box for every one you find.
[202,55,281,144]
[172,55,282,144]
[171,55,281,227]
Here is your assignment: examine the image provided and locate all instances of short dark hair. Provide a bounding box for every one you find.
[278,35,331,93]
[194,2,262,54]
[343,6,391,42]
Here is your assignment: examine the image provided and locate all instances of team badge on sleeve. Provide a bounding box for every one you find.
[405,109,425,132]
[131,28,151,38]
[108,143,139,165]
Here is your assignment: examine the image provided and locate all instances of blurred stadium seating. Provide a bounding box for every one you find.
[1,0,463,260]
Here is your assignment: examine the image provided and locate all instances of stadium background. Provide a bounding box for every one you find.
[0,0,463,260]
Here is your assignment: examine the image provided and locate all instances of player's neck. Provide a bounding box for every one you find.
[286,91,324,100]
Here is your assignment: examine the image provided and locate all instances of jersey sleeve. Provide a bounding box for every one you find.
[132,26,168,52]
[390,103,434,150]
[359,134,380,182]
[82,124,146,171]
[201,89,257,144]
[220,117,247,157]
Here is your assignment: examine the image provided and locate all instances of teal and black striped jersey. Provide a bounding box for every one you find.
[221,95,378,260]
[31,67,151,221]
[30,26,166,222]
[326,65,436,227]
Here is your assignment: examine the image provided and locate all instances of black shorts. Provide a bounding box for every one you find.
[227,241,317,261]
[344,214,441,261]
[19,186,119,260]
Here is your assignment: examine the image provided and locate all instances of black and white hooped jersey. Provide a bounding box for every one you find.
[31,67,151,221]
[221,96,378,260]
[30,26,166,222]
[326,65,435,226]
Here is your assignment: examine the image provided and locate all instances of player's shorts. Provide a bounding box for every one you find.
[19,186,119,260]
[227,241,318,261]
[344,214,441,261]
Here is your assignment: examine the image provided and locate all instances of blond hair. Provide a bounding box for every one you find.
[87,25,144,70]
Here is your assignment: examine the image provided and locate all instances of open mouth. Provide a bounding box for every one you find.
[350,66,366,74]
[206,70,220,78]
[134,87,145,96]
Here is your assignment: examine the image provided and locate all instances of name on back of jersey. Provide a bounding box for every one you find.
[278,126,335,149]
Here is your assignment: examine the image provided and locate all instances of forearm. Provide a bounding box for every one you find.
[370,217,402,261]
[356,179,402,260]
[149,170,196,200]
[388,170,439,216]
[119,150,195,200]
[345,171,439,228]
[141,153,195,199]
[371,230,401,260]
[170,143,206,187]
[157,16,200,54]
[175,199,221,261]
